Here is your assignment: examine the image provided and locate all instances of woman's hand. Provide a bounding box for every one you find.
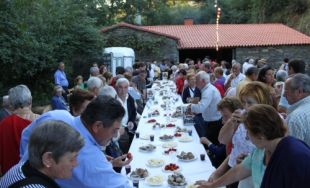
[236,153,248,164]
[207,171,221,183]
[200,137,211,146]
[195,180,214,188]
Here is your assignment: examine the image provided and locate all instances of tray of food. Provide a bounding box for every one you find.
[163,163,181,173]
[162,142,178,148]
[159,134,174,141]
[147,159,165,168]
[146,175,164,186]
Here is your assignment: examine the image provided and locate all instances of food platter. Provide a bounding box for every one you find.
[147,159,165,167]
[162,142,178,148]
[129,168,149,180]
[146,175,164,186]
[139,144,156,152]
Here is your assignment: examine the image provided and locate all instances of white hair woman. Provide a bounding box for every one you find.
[0,85,39,175]
[0,120,84,187]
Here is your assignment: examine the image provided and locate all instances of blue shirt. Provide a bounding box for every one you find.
[54,69,69,87]
[20,110,74,159]
[57,117,131,188]
[51,96,68,110]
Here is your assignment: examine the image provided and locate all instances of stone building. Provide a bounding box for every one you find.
[101,22,310,69]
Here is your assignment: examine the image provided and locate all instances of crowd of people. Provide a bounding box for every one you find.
[0,57,309,187]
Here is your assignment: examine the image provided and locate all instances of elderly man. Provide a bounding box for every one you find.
[0,95,11,122]
[54,62,69,94]
[87,76,103,96]
[284,73,310,146]
[224,62,245,90]
[89,66,100,77]
[188,71,222,144]
[115,78,137,153]
[236,66,259,97]
[278,59,306,113]
[132,70,147,100]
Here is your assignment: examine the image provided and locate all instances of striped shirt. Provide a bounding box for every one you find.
[0,161,59,188]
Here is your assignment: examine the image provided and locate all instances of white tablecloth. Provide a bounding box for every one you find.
[123,80,216,187]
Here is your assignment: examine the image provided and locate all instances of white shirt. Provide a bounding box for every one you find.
[191,83,222,121]
[224,73,246,88]
[228,123,256,167]
[117,95,129,127]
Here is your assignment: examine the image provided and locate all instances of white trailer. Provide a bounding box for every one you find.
[103,47,135,76]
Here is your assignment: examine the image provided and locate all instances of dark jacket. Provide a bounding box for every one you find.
[182,86,201,103]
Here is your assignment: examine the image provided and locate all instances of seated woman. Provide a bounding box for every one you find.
[51,85,68,110]
[195,104,310,188]
[0,85,39,175]
[211,82,274,188]
[68,89,95,116]
[200,97,242,168]
[182,73,201,104]
[0,120,84,187]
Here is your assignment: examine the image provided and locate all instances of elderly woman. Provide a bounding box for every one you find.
[195,104,310,188]
[205,82,274,188]
[200,97,243,168]
[0,85,39,175]
[0,120,84,187]
[51,85,68,110]
[68,89,95,116]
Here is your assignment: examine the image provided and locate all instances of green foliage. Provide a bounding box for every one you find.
[0,0,103,105]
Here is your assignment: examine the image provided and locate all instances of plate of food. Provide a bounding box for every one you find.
[178,136,193,142]
[175,127,188,133]
[163,148,177,155]
[159,134,174,141]
[162,163,181,173]
[139,144,156,152]
[146,175,164,186]
[140,134,150,140]
[147,119,157,123]
[168,172,187,187]
[162,142,178,148]
[177,152,196,162]
[186,184,198,188]
[147,159,165,168]
[174,132,182,137]
[129,168,149,180]
[166,123,176,128]
[151,110,160,116]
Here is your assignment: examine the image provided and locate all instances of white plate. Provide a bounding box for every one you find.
[162,142,178,148]
[140,134,150,140]
[186,184,198,188]
[147,159,165,167]
[178,156,197,162]
[159,136,174,142]
[146,175,164,186]
[178,136,193,142]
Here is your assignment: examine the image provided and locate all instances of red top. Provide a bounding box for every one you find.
[176,77,185,95]
[0,114,31,175]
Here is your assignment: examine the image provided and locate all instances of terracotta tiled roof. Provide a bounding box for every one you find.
[141,23,310,49]
[100,22,180,41]
[101,23,310,49]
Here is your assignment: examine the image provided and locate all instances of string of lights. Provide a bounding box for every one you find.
[215,0,221,51]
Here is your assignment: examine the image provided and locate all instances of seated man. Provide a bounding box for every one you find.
[115,78,137,153]
[21,97,132,187]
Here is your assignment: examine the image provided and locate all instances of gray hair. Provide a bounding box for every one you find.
[98,85,117,98]
[116,78,129,87]
[232,62,241,69]
[288,73,310,93]
[196,71,210,84]
[87,77,103,91]
[203,62,211,69]
[125,66,133,73]
[28,120,84,169]
[276,70,288,82]
[90,66,99,76]
[2,95,10,109]
[9,85,32,110]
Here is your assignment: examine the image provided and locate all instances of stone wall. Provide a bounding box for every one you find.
[102,27,179,62]
[235,45,310,74]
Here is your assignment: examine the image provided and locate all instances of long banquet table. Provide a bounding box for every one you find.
[122,80,217,187]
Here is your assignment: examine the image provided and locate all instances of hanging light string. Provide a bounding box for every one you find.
[214,0,221,51]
